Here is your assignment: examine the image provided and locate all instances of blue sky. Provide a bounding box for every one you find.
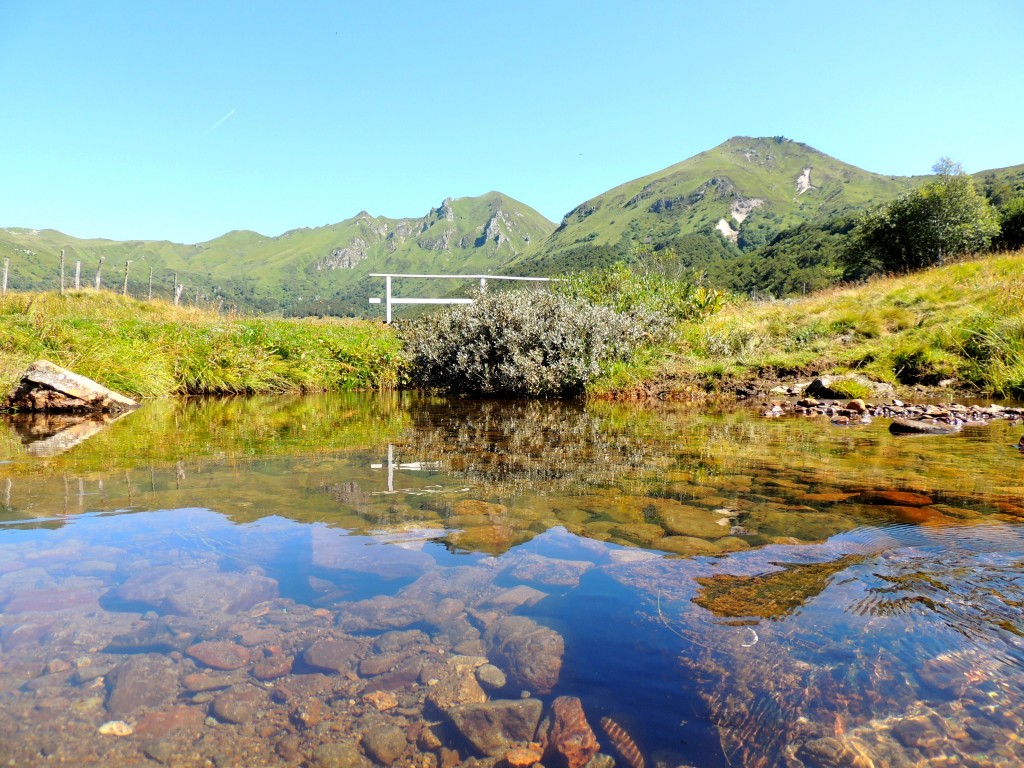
[2,1,1022,243]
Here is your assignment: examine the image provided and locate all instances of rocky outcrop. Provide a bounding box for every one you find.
[4,360,137,413]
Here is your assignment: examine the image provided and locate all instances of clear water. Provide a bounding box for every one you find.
[1,393,1022,767]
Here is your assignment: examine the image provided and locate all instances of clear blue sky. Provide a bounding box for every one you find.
[2,1,1022,243]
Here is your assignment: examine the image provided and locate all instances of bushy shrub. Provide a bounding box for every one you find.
[397,289,655,396]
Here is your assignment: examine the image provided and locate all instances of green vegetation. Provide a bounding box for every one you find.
[0,192,556,317]
[397,288,655,396]
[644,249,1024,398]
[841,159,1000,278]
[0,291,404,399]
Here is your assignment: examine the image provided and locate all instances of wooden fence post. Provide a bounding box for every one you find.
[95,256,105,290]
[60,249,65,295]
[148,266,153,300]
[2,257,9,296]
[75,261,81,289]
[122,260,132,296]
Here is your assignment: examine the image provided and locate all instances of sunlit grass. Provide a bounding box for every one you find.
[0,290,404,398]
[596,249,1024,398]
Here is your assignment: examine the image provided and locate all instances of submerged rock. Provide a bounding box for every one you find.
[445,698,544,757]
[538,696,601,768]
[485,616,564,695]
[106,655,179,718]
[4,360,137,413]
[109,567,279,618]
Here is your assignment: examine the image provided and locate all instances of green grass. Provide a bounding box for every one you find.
[0,290,405,399]
[587,249,1024,399]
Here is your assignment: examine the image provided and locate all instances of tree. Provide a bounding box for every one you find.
[842,158,1000,277]
[995,197,1024,251]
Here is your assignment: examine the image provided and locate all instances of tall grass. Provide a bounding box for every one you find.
[636,248,1024,397]
[0,291,404,398]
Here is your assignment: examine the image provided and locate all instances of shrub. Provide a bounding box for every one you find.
[397,289,655,396]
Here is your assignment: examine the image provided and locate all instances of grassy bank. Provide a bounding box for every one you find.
[0,291,404,398]
[593,248,1024,399]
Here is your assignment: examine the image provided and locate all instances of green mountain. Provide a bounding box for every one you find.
[510,136,921,276]
[509,136,1023,297]
[3,138,1021,313]
[0,192,555,316]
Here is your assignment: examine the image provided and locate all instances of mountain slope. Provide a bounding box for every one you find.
[510,136,923,275]
[0,192,556,316]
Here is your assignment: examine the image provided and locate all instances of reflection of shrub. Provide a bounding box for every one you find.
[398,289,654,396]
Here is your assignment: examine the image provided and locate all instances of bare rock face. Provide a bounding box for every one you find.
[4,360,137,413]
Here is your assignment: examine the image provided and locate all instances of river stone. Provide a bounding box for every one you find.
[310,741,370,768]
[110,567,279,618]
[186,641,250,670]
[135,706,206,739]
[212,685,264,724]
[655,502,728,538]
[303,638,362,674]
[444,698,544,757]
[361,724,408,765]
[4,360,138,413]
[538,696,600,768]
[106,655,179,718]
[485,616,563,695]
[475,663,507,691]
[889,418,961,435]
[856,489,934,507]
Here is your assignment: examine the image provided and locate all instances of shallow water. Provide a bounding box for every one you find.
[1,393,1022,767]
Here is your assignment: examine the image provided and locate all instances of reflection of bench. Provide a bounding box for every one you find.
[368,273,554,323]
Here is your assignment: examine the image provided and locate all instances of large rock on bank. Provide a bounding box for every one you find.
[4,360,137,413]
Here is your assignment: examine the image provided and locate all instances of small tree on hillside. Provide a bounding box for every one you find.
[995,197,1024,251]
[842,158,1000,278]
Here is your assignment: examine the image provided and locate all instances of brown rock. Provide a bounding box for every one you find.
[539,696,600,768]
[362,724,408,765]
[856,489,934,507]
[303,638,362,674]
[106,655,179,718]
[187,641,249,670]
[363,690,399,711]
[252,654,293,680]
[445,698,545,757]
[4,360,137,413]
[183,672,240,692]
[486,616,563,695]
[212,685,264,724]
[500,744,545,767]
[134,706,205,739]
[888,418,960,436]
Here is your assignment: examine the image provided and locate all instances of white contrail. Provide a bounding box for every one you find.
[205,109,236,134]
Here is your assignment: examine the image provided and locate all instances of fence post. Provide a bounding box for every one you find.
[174,282,184,306]
[60,249,65,295]
[122,260,132,296]
[75,261,81,290]
[148,266,153,300]
[2,257,8,296]
[386,275,393,323]
[95,256,105,290]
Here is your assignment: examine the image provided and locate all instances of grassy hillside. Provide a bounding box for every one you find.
[0,291,403,398]
[605,249,1024,399]
[512,136,921,275]
[0,192,555,317]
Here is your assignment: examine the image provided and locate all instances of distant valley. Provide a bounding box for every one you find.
[3,137,1021,315]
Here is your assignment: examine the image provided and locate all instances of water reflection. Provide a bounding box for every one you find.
[0,393,1022,766]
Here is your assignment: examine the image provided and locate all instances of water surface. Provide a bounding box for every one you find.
[1,393,1022,767]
